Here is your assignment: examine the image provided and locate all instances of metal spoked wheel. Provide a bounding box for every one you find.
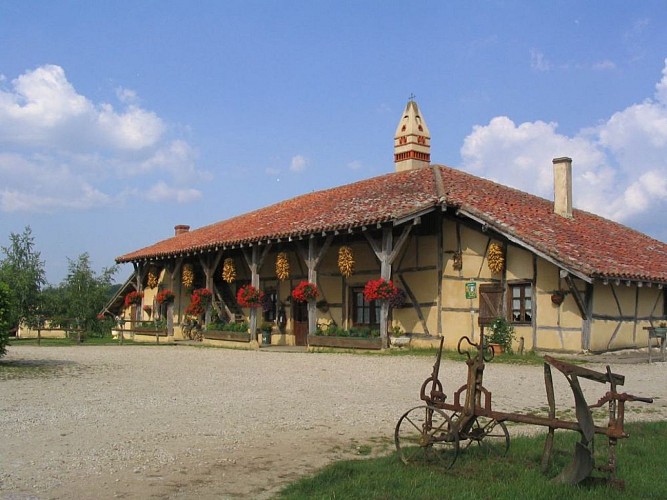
[395,405,460,469]
[460,416,510,457]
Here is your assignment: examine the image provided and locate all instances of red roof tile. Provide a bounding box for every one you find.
[116,167,439,262]
[439,166,667,284]
[116,165,667,284]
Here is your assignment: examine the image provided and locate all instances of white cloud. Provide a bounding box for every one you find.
[530,49,552,71]
[289,154,307,173]
[96,103,164,150]
[144,181,202,204]
[0,65,203,212]
[592,60,616,71]
[115,87,138,105]
[460,59,667,238]
[0,151,113,212]
[347,160,363,170]
[654,59,667,105]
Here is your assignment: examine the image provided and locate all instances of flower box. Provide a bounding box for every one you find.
[307,334,382,350]
[203,330,252,343]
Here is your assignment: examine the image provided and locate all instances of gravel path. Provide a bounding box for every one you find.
[1,345,665,499]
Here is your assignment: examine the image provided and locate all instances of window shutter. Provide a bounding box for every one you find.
[479,284,503,326]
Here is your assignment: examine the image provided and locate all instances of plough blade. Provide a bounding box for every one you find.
[554,440,594,485]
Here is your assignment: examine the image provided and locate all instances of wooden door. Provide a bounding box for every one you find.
[479,284,503,326]
[293,300,308,346]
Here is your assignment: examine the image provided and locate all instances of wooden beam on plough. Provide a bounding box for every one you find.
[395,335,653,488]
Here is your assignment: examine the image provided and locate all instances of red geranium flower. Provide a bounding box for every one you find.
[291,281,319,302]
[363,278,398,302]
[124,291,143,308]
[237,284,264,308]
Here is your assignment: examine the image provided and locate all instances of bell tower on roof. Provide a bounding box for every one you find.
[394,97,431,172]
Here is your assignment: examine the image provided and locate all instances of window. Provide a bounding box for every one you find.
[351,287,380,327]
[509,282,532,324]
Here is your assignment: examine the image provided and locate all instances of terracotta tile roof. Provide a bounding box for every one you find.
[116,165,667,284]
[438,166,667,284]
[116,167,439,262]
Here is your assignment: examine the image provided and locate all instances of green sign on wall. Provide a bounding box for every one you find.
[465,281,477,299]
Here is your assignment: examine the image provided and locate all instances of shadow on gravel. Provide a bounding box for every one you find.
[0,358,79,380]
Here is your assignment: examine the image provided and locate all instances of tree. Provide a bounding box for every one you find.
[0,227,46,331]
[60,253,117,336]
[0,282,10,357]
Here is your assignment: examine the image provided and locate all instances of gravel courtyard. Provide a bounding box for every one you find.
[1,345,665,499]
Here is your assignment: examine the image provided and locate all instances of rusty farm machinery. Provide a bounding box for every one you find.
[394,335,653,487]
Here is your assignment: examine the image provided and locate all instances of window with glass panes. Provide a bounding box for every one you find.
[509,282,532,324]
[351,287,380,327]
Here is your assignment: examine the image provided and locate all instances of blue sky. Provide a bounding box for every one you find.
[1,1,666,284]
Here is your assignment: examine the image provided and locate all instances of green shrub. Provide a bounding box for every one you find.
[314,325,379,338]
[0,282,10,357]
[487,317,515,353]
[207,320,249,332]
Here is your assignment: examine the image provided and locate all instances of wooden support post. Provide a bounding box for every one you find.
[295,236,333,336]
[365,225,413,348]
[565,273,593,351]
[199,251,223,326]
[165,302,174,338]
[133,263,145,323]
[170,259,184,336]
[243,244,272,342]
[436,210,443,337]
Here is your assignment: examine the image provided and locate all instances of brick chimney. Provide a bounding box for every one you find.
[174,224,190,236]
[553,157,573,218]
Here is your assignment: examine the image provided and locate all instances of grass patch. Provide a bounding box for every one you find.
[277,421,667,499]
[378,347,563,367]
[8,336,130,347]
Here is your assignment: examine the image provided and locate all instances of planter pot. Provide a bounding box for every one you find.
[307,335,382,350]
[551,292,565,306]
[489,343,504,355]
[133,328,167,336]
[390,336,410,347]
[203,330,251,343]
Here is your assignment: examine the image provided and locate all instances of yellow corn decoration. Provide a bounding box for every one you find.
[182,264,194,289]
[147,268,159,289]
[276,252,290,281]
[487,242,505,273]
[338,246,355,278]
[222,258,236,283]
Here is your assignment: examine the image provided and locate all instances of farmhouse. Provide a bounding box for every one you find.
[115,100,667,352]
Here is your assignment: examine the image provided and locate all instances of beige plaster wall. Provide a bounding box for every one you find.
[505,246,533,281]
[142,220,665,353]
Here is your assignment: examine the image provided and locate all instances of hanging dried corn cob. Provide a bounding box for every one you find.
[147,267,159,289]
[276,252,290,281]
[487,242,505,273]
[338,246,355,278]
[222,258,236,283]
[452,251,463,271]
[182,263,194,289]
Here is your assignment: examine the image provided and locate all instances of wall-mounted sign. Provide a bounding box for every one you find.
[465,281,477,300]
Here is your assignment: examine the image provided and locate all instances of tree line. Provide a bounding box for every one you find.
[0,226,119,357]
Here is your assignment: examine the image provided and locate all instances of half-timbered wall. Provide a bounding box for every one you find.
[124,213,666,352]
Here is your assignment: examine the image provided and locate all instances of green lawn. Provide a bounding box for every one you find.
[7,336,130,347]
[277,421,667,499]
